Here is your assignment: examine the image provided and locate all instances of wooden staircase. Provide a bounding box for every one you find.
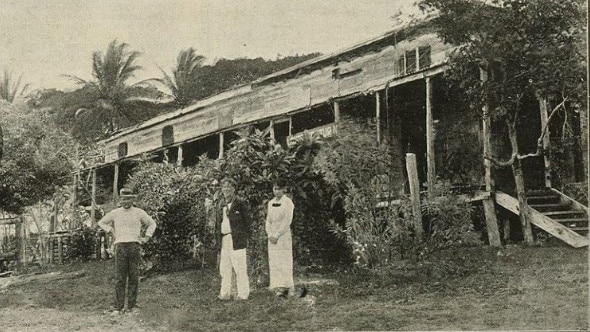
[496,188,589,248]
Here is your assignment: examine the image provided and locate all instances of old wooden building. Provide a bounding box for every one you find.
[86,18,588,248]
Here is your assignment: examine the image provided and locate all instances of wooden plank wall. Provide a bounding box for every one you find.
[102,32,452,163]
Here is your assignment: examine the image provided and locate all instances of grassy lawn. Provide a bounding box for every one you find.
[0,245,587,331]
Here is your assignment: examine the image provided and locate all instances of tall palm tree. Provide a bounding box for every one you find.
[0,70,29,163]
[67,40,157,138]
[0,70,29,103]
[153,48,205,107]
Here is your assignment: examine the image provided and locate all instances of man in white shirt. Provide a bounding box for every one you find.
[98,188,156,314]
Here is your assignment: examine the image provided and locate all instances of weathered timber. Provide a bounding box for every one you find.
[550,188,588,214]
[537,96,552,187]
[90,168,97,227]
[375,91,381,143]
[425,76,435,195]
[496,191,588,248]
[113,163,119,205]
[479,68,501,246]
[406,153,423,239]
[100,30,453,164]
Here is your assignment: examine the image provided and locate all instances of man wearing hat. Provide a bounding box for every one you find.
[98,188,156,315]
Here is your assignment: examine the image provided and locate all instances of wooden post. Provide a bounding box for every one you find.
[537,95,552,188]
[91,168,97,227]
[19,217,27,267]
[49,236,54,263]
[375,91,381,144]
[269,120,275,141]
[219,132,224,159]
[425,77,436,194]
[113,163,119,206]
[480,68,502,247]
[177,145,184,167]
[333,100,340,133]
[58,236,63,265]
[406,153,423,240]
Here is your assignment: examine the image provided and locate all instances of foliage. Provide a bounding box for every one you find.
[0,69,28,103]
[126,160,216,271]
[420,0,586,152]
[65,40,165,142]
[420,0,587,243]
[421,182,483,254]
[0,101,75,214]
[314,117,404,268]
[152,48,205,107]
[66,226,98,261]
[192,54,320,101]
[124,129,342,276]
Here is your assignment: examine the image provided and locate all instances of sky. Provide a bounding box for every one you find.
[0,0,420,91]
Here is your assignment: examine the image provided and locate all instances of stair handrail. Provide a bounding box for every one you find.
[549,188,588,214]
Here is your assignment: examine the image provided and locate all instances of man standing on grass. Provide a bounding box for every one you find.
[98,188,156,315]
[215,177,251,301]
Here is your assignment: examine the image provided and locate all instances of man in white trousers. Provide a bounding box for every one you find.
[215,178,251,301]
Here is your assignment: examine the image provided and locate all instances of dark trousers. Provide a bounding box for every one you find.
[114,242,141,310]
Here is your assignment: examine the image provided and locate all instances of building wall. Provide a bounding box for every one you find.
[101,32,453,164]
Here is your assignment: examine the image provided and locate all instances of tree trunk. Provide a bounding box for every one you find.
[507,118,534,245]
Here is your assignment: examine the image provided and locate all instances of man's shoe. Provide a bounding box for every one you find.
[218,295,231,301]
[127,307,140,315]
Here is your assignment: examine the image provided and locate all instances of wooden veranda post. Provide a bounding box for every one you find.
[480,68,502,247]
[375,91,381,144]
[425,77,436,195]
[218,132,224,159]
[113,163,119,206]
[90,168,97,227]
[333,100,340,129]
[177,145,184,167]
[406,153,423,240]
[537,95,552,188]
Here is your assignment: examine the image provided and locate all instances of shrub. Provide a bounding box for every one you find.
[421,182,483,254]
[67,226,98,262]
[126,160,216,271]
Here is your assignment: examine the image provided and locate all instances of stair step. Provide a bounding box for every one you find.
[527,195,562,204]
[555,219,589,227]
[543,210,586,217]
[569,226,588,232]
[530,203,572,211]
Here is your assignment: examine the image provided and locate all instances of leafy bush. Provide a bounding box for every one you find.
[126,160,216,271]
[125,130,342,277]
[67,226,99,262]
[421,183,483,254]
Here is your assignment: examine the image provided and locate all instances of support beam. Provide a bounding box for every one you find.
[496,191,588,248]
[406,153,423,240]
[537,96,552,188]
[177,145,184,167]
[375,91,381,144]
[112,163,119,205]
[218,132,224,159]
[480,68,502,247]
[425,77,436,194]
[90,168,97,227]
[333,100,340,132]
[269,120,275,141]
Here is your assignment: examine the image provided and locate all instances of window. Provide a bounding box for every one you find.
[405,50,416,74]
[117,142,128,158]
[162,125,174,146]
[397,56,405,75]
[418,46,431,70]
